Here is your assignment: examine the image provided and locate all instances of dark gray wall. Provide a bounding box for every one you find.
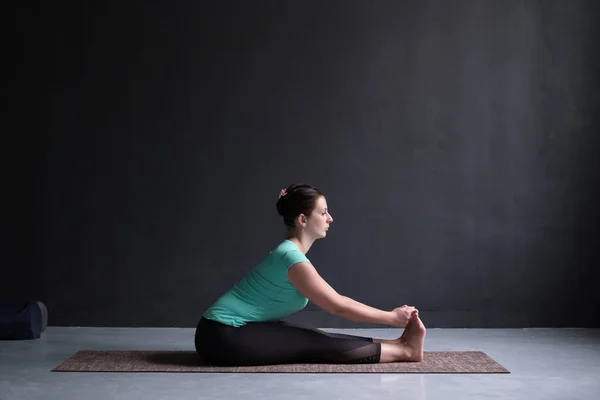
[7,0,599,328]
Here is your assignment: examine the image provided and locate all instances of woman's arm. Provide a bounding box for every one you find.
[287,262,397,326]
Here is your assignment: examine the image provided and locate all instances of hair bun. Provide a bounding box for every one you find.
[276,194,286,216]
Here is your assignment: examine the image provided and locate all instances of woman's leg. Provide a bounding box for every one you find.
[195,317,380,366]
[278,315,426,363]
[195,315,426,366]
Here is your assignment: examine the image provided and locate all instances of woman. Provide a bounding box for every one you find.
[195,183,426,366]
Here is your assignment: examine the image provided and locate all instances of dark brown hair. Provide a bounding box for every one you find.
[276,184,324,229]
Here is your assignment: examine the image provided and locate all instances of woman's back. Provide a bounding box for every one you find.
[202,240,311,327]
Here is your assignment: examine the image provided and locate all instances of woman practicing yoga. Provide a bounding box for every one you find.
[195,184,426,366]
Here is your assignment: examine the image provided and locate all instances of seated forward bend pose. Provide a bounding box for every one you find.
[195,184,426,366]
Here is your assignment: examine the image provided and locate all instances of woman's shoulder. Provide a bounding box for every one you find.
[274,240,310,262]
[261,241,308,271]
[271,239,304,255]
[259,240,295,258]
[266,240,290,256]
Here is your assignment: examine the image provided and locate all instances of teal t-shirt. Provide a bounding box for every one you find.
[202,240,311,327]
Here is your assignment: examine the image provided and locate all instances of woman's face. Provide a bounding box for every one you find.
[305,196,333,238]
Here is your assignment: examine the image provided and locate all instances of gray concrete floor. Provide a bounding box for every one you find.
[0,327,599,400]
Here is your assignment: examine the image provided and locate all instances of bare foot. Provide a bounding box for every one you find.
[400,315,426,361]
[378,315,426,363]
[398,312,417,342]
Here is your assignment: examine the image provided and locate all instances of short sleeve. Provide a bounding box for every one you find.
[281,250,310,270]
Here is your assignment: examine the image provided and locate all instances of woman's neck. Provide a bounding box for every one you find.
[287,234,315,255]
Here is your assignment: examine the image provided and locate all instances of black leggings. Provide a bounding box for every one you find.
[194,317,381,366]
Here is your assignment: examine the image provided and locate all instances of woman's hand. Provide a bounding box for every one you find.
[390,305,418,327]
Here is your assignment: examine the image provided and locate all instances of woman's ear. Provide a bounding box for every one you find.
[297,214,307,227]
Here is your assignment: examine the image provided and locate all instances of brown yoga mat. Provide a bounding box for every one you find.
[52,350,509,373]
